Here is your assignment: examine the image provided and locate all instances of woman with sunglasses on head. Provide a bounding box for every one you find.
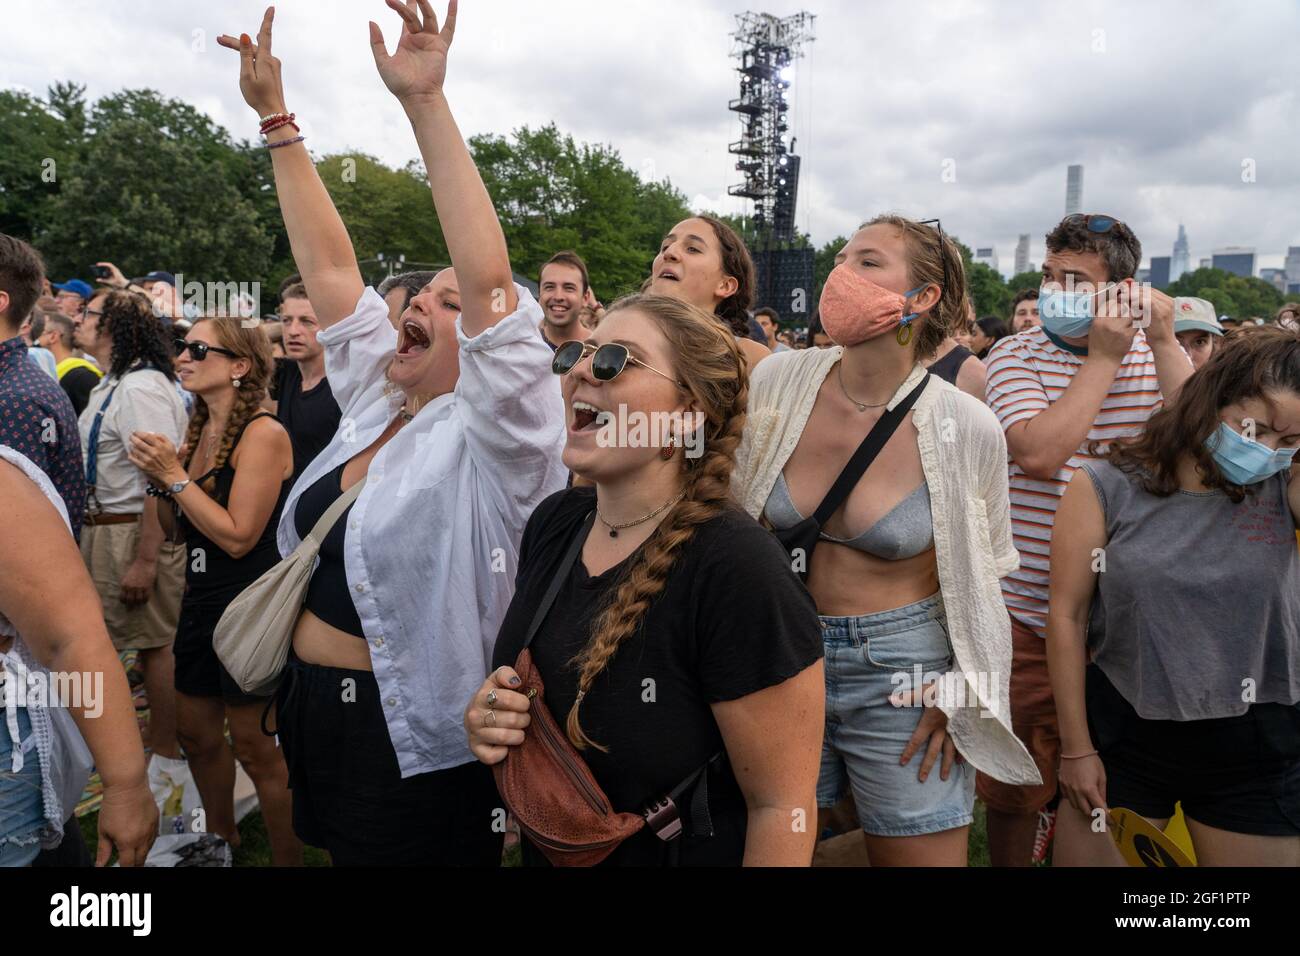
[732,215,1041,865]
[212,3,566,865]
[644,215,771,370]
[466,295,825,866]
[129,317,298,866]
[1049,327,1300,866]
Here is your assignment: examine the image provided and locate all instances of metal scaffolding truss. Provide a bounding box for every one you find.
[727,11,815,247]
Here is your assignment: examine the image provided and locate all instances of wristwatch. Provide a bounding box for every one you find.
[147,478,191,500]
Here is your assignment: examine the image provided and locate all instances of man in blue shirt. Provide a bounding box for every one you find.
[0,234,85,536]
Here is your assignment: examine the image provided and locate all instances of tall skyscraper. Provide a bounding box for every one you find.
[1212,247,1256,278]
[1149,256,1171,289]
[1014,234,1030,275]
[1171,224,1190,283]
[1284,247,1300,284]
[1065,165,1084,216]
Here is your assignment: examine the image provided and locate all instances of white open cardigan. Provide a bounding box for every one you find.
[732,347,1041,785]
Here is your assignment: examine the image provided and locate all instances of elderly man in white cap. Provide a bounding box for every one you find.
[1173,297,1224,370]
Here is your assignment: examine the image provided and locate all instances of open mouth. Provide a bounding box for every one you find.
[571,400,605,432]
[656,271,680,283]
[398,320,431,356]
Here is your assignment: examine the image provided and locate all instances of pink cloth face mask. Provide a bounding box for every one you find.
[818,263,925,347]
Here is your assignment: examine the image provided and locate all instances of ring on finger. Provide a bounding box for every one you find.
[485,689,497,709]
[482,709,497,728]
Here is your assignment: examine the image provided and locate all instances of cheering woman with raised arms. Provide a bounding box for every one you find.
[215,2,566,864]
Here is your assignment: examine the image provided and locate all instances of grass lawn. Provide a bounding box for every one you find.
[78,801,996,867]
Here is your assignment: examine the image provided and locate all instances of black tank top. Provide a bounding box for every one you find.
[293,462,366,638]
[178,412,290,609]
[929,344,974,386]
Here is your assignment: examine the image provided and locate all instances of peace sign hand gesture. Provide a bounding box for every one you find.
[216,7,288,118]
[370,0,459,107]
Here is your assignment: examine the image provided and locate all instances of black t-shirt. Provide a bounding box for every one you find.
[492,487,823,866]
[60,366,101,417]
[272,359,342,481]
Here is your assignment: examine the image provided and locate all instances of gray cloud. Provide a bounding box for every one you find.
[2,0,1295,273]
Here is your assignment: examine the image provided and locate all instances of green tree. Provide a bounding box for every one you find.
[469,124,692,302]
[1007,270,1042,296]
[317,154,450,286]
[0,87,83,238]
[1165,267,1283,320]
[38,117,273,290]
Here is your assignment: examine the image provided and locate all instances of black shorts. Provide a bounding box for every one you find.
[1086,665,1300,837]
[173,598,267,703]
[273,653,503,866]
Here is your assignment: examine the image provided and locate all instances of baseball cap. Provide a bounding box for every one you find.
[53,279,93,299]
[1173,297,1223,337]
[140,271,176,287]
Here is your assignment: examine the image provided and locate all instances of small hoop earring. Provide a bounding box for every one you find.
[896,323,914,347]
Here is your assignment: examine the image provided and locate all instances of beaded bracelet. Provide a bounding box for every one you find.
[261,116,300,135]
[258,111,293,127]
[266,135,305,150]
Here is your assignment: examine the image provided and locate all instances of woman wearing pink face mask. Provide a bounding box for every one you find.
[733,215,1040,865]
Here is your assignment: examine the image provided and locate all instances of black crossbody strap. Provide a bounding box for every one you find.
[811,373,931,527]
[521,511,596,652]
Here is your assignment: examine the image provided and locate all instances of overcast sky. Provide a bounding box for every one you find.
[5,0,1297,274]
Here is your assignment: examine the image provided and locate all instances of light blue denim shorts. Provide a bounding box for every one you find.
[0,706,45,867]
[818,593,976,838]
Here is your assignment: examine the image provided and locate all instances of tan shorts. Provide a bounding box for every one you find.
[975,613,1061,814]
[80,522,186,652]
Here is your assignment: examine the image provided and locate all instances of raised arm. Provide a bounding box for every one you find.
[370,0,517,337]
[218,9,364,329]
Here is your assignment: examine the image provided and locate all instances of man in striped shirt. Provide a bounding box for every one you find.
[978,214,1193,866]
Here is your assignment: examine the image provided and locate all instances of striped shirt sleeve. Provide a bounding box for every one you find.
[984,342,1049,432]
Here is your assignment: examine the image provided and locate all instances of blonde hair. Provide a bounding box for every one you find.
[181,317,274,493]
[863,215,969,361]
[565,294,749,751]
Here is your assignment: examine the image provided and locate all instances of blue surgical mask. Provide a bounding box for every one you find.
[1204,421,1297,486]
[1038,285,1102,338]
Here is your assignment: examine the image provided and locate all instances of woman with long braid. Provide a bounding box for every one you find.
[467,295,824,866]
[128,317,298,866]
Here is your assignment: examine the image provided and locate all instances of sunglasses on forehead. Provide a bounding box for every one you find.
[552,340,685,389]
[175,339,239,361]
[1064,213,1123,235]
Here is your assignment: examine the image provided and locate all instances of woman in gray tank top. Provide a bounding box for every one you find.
[1048,326,1300,867]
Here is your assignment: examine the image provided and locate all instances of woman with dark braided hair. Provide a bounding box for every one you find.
[128,315,298,866]
[75,289,190,816]
[468,294,824,866]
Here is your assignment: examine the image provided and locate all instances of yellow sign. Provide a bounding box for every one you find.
[1108,808,1196,867]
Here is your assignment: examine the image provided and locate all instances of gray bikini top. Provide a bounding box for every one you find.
[763,471,935,561]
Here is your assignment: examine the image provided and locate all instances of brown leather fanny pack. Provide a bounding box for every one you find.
[492,512,722,867]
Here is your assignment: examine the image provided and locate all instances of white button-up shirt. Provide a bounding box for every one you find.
[78,368,189,514]
[277,286,567,778]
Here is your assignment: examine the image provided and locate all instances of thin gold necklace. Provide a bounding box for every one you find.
[597,490,686,539]
[837,363,892,412]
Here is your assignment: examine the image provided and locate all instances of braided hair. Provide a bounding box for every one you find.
[564,294,749,751]
[95,290,176,381]
[181,317,273,494]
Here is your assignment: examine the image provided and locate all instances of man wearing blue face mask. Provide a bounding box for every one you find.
[980,213,1194,866]
[1047,325,1300,866]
